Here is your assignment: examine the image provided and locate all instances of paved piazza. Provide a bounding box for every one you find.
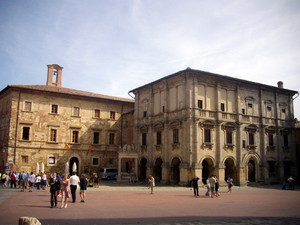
[0,182,299,225]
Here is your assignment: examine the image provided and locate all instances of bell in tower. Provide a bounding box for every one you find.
[46,64,63,87]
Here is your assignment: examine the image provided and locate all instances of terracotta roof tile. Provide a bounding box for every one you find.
[7,85,134,103]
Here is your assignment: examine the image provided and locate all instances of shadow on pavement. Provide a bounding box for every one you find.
[39,216,300,225]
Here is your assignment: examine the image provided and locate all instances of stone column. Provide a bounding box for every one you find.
[237,166,247,186]
[161,162,169,184]
[217,165,226,186]
[179,162,189,186]
[117,156,122,181]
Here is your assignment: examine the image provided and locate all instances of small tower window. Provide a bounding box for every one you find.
[52,69,58,84]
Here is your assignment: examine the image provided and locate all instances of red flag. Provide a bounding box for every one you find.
[65,143,70,150]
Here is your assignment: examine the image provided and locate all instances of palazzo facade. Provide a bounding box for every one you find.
[0,66,298,186]
[0,65,135,178]
[130,68,298,185]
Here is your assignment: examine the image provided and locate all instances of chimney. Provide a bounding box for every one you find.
[277,81,283,88]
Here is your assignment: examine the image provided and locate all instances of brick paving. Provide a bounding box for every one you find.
[0,182,299,225]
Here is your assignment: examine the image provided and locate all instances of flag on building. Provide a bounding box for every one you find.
[65,143,70,150]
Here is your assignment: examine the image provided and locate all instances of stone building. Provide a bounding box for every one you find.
[129,68,298,185]
[295,121,300,184]
[0,64,135,177]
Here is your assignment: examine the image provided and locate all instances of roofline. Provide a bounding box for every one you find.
[129,68,298,95]
[1,85,134,104]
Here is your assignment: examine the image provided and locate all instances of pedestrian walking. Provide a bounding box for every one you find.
[10,172,17,188]
[19,171,26,192]
[205,177,210,196]
[69,172,80,203]
[209,175,216,198]
[41,173,47,190]
[226,176,233,193]
[1,173,7,187]
[79,174,88,202]
[148,175,155,194]
[28,172,36,192]
[36,174,41,190]
[49,173,60,208]
[287,176,295,190]
[191,176,199,196]
[60,175,70,208]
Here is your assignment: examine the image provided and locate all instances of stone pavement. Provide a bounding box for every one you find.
[0,182,299,225]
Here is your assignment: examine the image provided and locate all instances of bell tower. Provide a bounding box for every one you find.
[46,64,63,87]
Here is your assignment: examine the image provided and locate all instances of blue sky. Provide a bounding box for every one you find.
[1,0,300,118]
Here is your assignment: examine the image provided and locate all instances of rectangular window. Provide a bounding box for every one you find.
[50,128,57,142]
[268,161,276,177]
[242,140,246,148]
[142,133,147,145]
[93,132,100,144]
[281,108,286,113]
[143,111,147,117]
[247,103,253,108]
[24,101,32,112]
[51,104,58,114]
[242,108,245,114]
[94,109,100,118]
[92,158,99,165]
[226,130,233,144]
[268,134,274,146]
[162,106,165,112]
[109,133,115,144]
[283,134,288,147]
[73,107,80,116]
[110,111,116,119]
[220,103,225,112]
[267,106,272,111]
[22,127,30,140]
[157,131,162,145]
[21,156,29,164]
[173,129,179,144]
[198,100,203,109]
[49,156,55,165]
[204,128,211,143]
[249,133,254,145]
[72,130,79,143]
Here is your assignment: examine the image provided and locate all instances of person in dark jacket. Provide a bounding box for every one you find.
[79,174,88,202]
[192,176,200,196]
[49,173,60,208]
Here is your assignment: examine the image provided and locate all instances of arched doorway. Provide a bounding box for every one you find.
[154,158,163,183]
[202,158,214,184]
[225,158,236,182]
[248,159,256,182]
[69,157,79,175]
[139,158,147,180]
[171,157,181,184]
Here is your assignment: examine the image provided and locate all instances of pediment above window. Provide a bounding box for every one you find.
[221,122,236,131]
[139,125,148,133]
[245,124,258,133]
[169,120,181,129]
[153,122,164,131]
[199,120,215,129]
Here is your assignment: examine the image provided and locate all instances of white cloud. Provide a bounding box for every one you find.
[0,0,299,117]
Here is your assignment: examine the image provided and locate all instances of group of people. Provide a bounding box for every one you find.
[191,175,233,197]
[1,171,48,191]
[1,170,90,209]
[49,172,88,208]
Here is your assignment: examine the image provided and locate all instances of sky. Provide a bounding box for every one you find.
[0,0,300,118]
